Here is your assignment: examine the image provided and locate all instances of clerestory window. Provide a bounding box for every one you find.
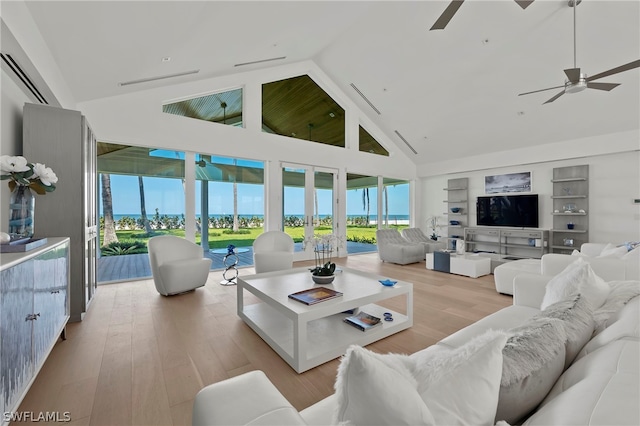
[262,75,345,147]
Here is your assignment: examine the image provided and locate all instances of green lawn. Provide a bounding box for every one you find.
[100,225,407,255]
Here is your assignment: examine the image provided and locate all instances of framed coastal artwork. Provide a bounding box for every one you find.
[484,172,532,194]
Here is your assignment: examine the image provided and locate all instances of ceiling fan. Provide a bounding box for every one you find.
[519,0,640,104]
[430,0,534,31]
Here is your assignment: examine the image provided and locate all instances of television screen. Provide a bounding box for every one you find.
[476,194,539,228]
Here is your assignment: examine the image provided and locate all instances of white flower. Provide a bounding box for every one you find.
[33,163,58,186]
[0,155,30,173]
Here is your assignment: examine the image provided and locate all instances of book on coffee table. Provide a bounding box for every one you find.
[344,311,382,331]
[288,287,343,305]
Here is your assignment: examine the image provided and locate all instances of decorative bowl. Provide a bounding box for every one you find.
[449,220,460,226]
[379,279,397,287]
[450,207,461,213]
[312,275,335,285]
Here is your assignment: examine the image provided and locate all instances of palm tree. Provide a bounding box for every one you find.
[138,176,152,234]
[384,186,389,227]
[101,173,118,246]
[362,187,370,225]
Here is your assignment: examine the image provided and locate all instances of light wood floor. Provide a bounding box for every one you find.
[17,253,512,425]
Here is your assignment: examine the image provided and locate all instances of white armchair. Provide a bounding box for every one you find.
[376,229,424,265]
[148,235,212,296]
[401,227,446,257]
[253,231,294,273]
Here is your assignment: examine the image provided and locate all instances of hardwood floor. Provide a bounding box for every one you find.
[16,254,512,425]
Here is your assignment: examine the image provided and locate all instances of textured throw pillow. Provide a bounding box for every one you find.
[333,346,434,426]
[538,293,595,367]
[540,257,610,310]
[592,280,640,333]
[495,317,567,424]
[411,330,509,426]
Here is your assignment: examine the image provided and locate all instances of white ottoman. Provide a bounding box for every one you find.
[494,258,541,295]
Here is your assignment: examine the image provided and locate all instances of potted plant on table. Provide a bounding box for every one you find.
[310,234,337,284]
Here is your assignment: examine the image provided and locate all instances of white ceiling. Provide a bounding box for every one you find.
[22,0,640,165]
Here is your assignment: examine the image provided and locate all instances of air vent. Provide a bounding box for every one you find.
[394,130,418,155]
[234,56,286,67]
[1,53,48,104]
[350,83,381,115]
[118,69,200,86]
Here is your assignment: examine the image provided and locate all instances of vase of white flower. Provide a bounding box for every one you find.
[9,185,35,238]
[1,155,58,240]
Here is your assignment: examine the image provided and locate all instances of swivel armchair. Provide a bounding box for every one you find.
[253,231,294,273]
[148,235,212,296]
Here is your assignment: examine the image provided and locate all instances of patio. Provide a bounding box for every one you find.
[97,241,377,283]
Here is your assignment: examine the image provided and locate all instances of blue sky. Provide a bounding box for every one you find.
[101,175,409,217]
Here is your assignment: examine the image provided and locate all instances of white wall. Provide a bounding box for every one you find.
[420,150,640,245]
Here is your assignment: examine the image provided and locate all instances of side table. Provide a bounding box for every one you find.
[211,247,250,285]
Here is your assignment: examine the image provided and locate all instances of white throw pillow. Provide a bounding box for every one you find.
[540,258,610,310]
[598,244,628,258]
[333,346,435,425]
[334,331,508,426]
[411,330,509,425]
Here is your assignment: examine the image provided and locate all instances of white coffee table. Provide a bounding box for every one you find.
[237,267,413,373]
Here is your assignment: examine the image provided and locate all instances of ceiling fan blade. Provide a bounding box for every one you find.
[587,82,620,91]
[518,85,565,96]
[564,68,581,83]
[430,0,465,30]
[514,0,534,10]
[586,59,640,82]
[543,90,565,104]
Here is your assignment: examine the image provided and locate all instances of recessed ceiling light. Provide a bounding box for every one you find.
[517,111,525,116]
[162,57,171,62]
[481,38,489,45]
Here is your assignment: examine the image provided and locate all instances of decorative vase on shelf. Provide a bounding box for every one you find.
[8,185,35,239]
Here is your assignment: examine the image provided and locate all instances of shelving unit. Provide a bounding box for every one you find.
[464,227,548,260]
[550,165,589,253]
[443,178,468,250]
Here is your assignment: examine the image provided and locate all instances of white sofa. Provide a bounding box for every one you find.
[494,243,640,295]
[192,262,640,425]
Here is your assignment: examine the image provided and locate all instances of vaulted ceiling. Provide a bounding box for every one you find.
[18,1,640,166]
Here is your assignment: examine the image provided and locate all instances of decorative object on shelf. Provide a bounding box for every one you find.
[449,220,460,226]
[484,171,531,194]
[562,187,572,195]
[563,203,577,213]
[1,155,58,239]
[310,234,337,284]
[567,222,575,229]
[450,207,461,213]
[0,232,9,243]
[427,216,440,240]
[563,238,574,247]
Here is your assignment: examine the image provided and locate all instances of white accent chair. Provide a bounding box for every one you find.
[253,231,294,273]
[376,229,424,265]
[400,227,446,257]
[148,235,212,296]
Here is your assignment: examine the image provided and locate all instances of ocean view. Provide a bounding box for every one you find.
[107,213,410,221]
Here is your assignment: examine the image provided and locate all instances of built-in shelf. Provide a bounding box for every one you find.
[550,165,589,253]
[444,178,468,250]
[551,229,587,233]
[551,177,588,183]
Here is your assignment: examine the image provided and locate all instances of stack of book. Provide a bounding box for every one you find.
[343,311,382,331]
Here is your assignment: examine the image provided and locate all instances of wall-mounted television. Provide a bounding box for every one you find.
[476,194,539,228]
